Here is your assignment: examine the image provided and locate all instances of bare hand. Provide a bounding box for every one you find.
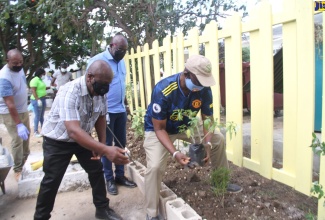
[91,151,101,160]
[126,106,131,115]
[202,143,211,165]
[103,146,129,165]
[175,152,191,165]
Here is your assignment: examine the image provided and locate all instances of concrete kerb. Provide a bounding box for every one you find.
[126,161,202,220]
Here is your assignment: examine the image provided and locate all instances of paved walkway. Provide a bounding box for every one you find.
[0,168,146,220]
[0,107,146,220]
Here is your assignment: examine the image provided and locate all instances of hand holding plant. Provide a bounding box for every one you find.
[173,109,238,167]
[173,152,191,165]
[202,143,212,164]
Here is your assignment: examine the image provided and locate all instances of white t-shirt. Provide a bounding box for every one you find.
[53,70,72,89]
[0,65,28,114]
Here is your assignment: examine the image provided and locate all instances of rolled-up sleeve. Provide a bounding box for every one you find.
[0,79,13,97]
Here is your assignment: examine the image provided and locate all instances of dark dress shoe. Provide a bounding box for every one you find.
[106,180,118,195]
[115,176,137,188]
[95,207,122,220]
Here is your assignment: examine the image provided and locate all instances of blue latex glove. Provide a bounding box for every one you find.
[16,123,29,140]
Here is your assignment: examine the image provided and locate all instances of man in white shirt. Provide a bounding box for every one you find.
[0,49,30,181]
[50,61,72,91]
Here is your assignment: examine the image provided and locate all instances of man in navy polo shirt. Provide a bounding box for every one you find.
[143,55,242,220]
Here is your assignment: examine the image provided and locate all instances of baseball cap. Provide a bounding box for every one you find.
[184,55,216,87]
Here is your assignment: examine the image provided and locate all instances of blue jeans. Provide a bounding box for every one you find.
[101,112,127,181]
[31,97,46,133]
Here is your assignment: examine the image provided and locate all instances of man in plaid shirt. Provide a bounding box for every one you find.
[34,60,128,220]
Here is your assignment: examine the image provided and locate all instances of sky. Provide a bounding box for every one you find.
[246,0,283,14]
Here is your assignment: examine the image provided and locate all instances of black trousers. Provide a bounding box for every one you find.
[34,137,109,220]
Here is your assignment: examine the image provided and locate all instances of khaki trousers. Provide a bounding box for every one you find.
[143,128,228,217]
[0,112,30,172]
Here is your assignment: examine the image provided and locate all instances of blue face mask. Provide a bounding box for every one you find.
[185,78,204,92]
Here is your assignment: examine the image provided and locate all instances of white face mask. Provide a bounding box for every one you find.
[61,68,67,73]
[41,75,46,80]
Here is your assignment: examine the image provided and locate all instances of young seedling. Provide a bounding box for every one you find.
[309,133,325,207]
[173,109,237,144]
[173,109,237,166]
[210,167,231,207]
[130,108,146,139]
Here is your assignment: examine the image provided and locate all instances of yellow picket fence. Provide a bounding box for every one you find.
[124,0,324,218]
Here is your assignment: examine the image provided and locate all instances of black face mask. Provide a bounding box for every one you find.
[92,81,109,96]
[112,50,126,62]
[11,65,23,72]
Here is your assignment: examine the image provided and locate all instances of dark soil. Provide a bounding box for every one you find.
[126,119,318,220]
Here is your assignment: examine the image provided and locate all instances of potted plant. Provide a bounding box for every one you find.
[172,109,237,166]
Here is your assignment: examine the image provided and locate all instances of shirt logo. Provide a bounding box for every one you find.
[170,114,178,121]
[153,103,161,113]
[192,99,202,108]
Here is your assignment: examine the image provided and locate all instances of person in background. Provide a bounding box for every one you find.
[87,34,136,196]
[0,49,30,181]
[50,61,72,92]
[46,70,55,100]
[45,70,53,81]
[29,68,49,137]
[143,55,242,220]
[34,60,128,220]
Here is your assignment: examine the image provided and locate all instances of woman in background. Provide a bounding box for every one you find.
[29,68,49,137]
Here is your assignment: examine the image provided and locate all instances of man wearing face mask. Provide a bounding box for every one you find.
[50,61,72,92]
[0,49,30,181]
[143,55,242,220]
[87,34,137,196]
[34,60,128,220]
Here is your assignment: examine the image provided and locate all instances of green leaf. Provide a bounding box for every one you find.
[4,12,10,19]
[185,129,191,138]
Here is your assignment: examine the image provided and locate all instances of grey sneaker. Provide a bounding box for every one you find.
[227,183,242,193]
[34,131,42,138]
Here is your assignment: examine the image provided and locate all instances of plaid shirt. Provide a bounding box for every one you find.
[41,75,107,142]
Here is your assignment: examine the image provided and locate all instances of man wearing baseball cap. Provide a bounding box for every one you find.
[143,55,242,220]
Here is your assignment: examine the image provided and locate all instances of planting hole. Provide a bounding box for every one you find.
[181,210,195,218]
[160,189,172,198]
[170,200,183,208]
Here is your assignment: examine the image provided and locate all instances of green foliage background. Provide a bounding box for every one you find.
[0,0,247,80]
